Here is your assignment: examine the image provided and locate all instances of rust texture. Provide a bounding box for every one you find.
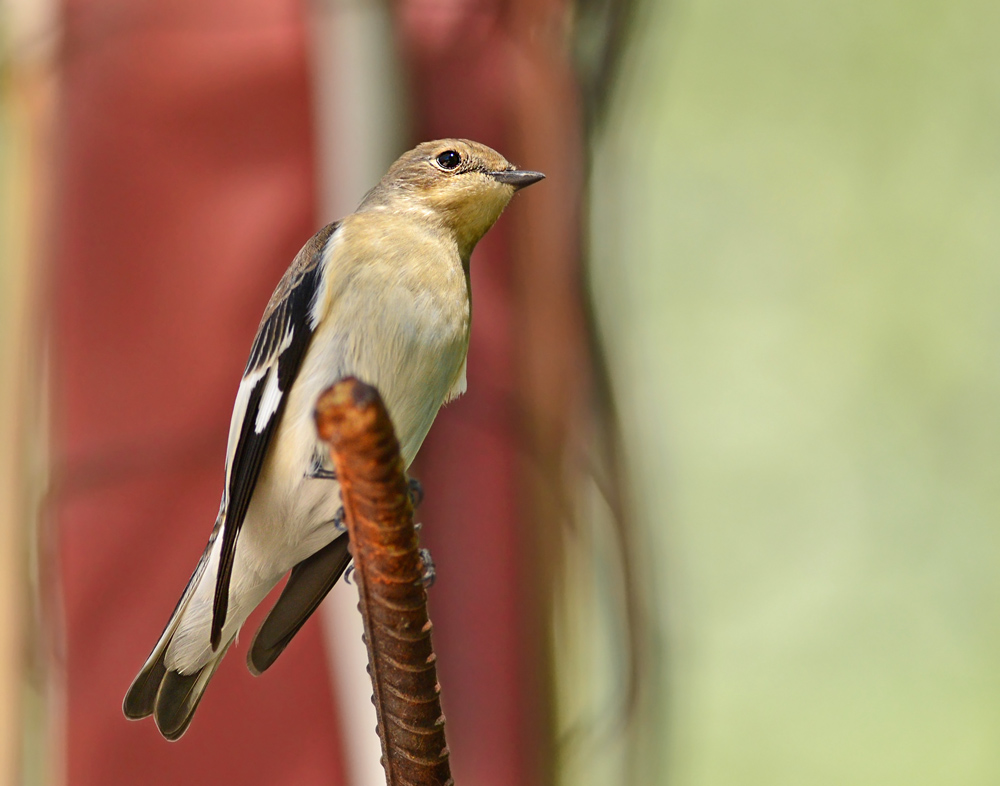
[315,378,453,786]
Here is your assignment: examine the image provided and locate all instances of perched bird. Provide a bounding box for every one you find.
[123,139,543,740]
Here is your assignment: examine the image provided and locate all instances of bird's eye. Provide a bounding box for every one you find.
[435,150,462,170]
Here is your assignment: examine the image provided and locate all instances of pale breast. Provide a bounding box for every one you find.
[288,212,471,470]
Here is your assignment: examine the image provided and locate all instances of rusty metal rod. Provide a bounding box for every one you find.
[315,378,453,786]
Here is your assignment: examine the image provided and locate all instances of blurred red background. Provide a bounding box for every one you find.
[47,0,587,783]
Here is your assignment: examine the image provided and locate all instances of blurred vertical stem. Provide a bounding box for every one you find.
[315,378,453,786]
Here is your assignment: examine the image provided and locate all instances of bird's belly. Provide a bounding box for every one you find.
[235,465,343,582]
[240,275,469,573]
[290,278,469,466]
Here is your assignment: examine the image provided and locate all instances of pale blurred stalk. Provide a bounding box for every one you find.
[1,0,59,781]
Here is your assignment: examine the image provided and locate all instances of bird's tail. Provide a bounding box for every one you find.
[122,545,240,740]
[123,633,233,741]
[124,524,344,737]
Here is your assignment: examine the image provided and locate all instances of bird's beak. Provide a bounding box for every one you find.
[490,169,546,190]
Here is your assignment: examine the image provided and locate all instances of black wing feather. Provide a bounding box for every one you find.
[210,222,339,650]
[247,534,352,675]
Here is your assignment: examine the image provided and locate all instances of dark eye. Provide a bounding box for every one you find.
[435,150,461,170]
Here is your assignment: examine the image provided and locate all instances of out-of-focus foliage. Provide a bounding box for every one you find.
[589,0,1000,783]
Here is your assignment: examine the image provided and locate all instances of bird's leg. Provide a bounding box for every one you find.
[407,478,430,585]
[306,465,337,481]
[407,477,424,509]
[418,548,436,588]
[306,452,337,481]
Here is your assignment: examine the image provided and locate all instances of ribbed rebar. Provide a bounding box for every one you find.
[315,378,453,786]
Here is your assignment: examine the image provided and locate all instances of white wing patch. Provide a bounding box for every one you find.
[224,367,265,492]
[254,367,282,433]
[253,327,294,433]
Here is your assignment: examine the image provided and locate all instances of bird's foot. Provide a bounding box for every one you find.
[418,548,436,588]
[306,462,337,481]
[407,477,424,509]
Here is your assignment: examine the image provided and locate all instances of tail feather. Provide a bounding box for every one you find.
[123,615,233,740]
[124,552,207,723]
[124,529,348,737]
[248,534,351,676]
[123,536,226,739]
[122,646,168,721]
[154,640,233,741]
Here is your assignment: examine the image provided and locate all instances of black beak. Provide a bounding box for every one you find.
[491,169,546,190]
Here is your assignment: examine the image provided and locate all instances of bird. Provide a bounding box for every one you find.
[123,139,544,740]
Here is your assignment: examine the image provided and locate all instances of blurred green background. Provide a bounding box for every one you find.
[589,0,1000,782]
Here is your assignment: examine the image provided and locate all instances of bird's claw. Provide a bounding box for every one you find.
[306,457,337,481]
[418,548,436,588]
[407,477,424,509]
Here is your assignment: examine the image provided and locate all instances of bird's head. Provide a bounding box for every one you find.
[361,139,545,259]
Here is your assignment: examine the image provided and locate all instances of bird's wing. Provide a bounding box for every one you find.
[246,534,352,675]
[210,221,339,650]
